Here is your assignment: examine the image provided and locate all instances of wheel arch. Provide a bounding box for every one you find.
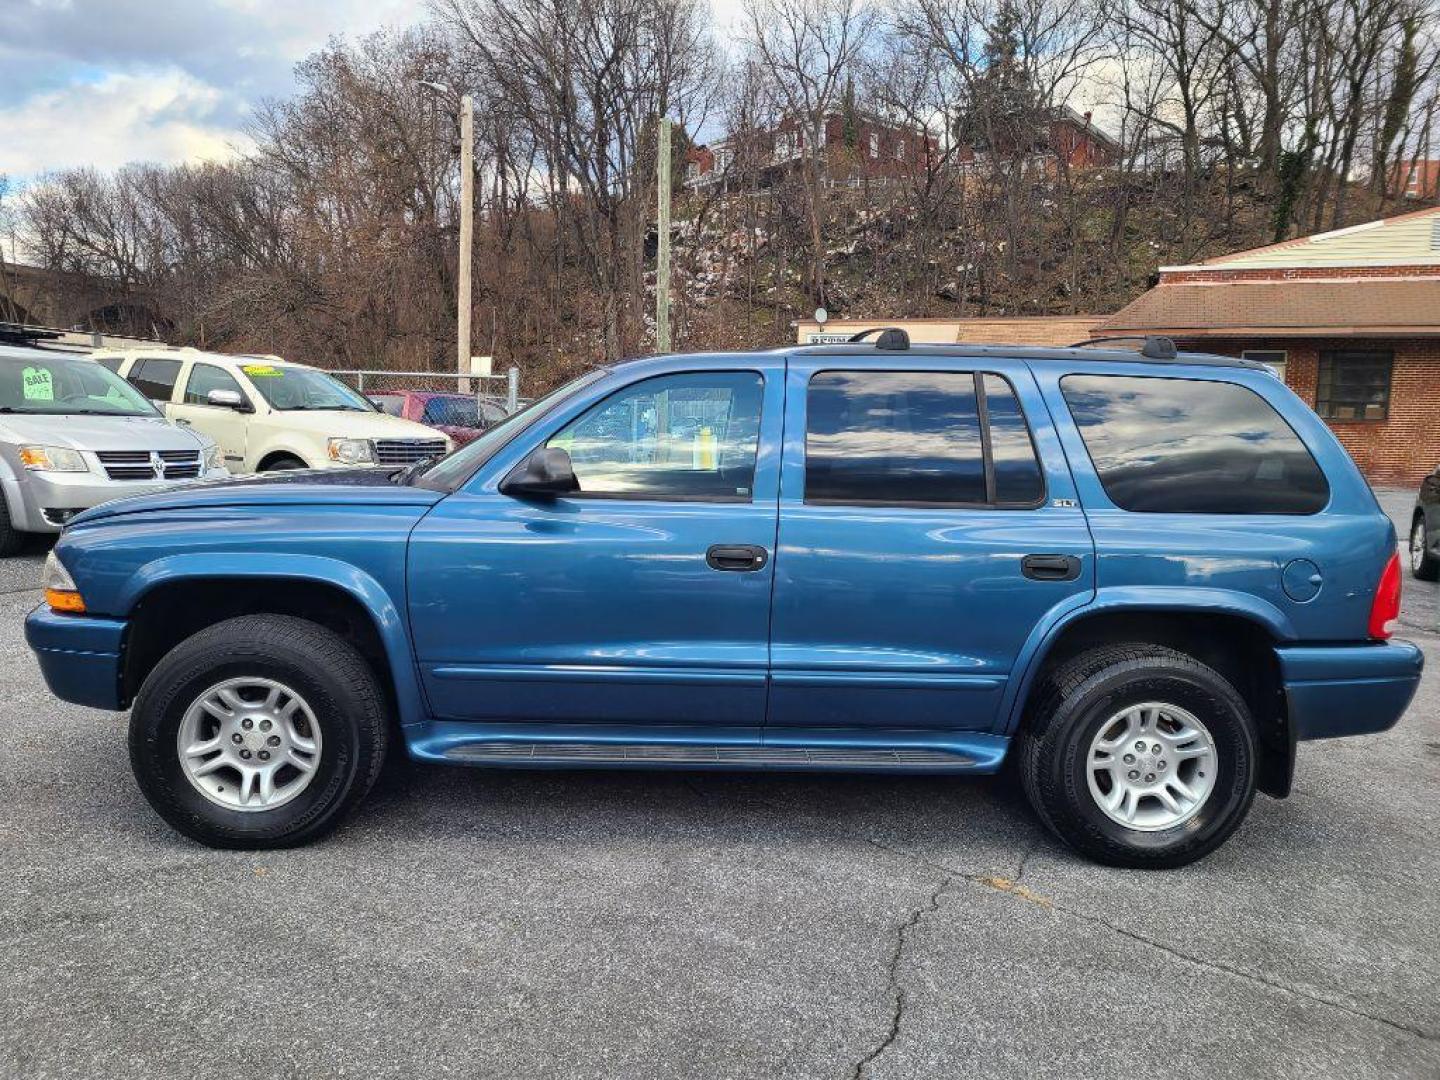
[256,448,312,471]
[1002,594,1295,797]
[118,555,425,729]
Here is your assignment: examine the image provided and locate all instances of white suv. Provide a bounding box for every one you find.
[92,349,452,473]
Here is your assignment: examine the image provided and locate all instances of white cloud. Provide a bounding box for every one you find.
[0,70,252,177]
[0,0,431,180]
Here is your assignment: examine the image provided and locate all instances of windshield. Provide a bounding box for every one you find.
[241,363,375,412]
[0,353,158,416]
[417,369,606,491]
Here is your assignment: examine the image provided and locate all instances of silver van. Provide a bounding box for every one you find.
[0,342,228,555]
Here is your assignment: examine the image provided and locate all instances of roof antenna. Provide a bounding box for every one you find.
[847,326,911,350]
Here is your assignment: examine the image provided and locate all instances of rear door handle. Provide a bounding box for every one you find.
[707,544,768,572]
[1022,554,1081,581]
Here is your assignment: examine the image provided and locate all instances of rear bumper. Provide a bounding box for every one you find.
[24,606,127,711]
[1277,640,1424,740]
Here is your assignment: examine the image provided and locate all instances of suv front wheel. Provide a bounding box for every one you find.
[129,614,389,848]
[1019,644,1258,869]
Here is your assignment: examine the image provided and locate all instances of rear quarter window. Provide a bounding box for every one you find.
[1060,374,1329,514]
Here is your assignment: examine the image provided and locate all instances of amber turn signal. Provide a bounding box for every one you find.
[45,588,86,614]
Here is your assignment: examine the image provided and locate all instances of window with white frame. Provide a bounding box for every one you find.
[868,132,879,159]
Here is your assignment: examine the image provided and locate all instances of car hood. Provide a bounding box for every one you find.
[70,466,444,525]
[0,413,206,450]
[261,408,450,442]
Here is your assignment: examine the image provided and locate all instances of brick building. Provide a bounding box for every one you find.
[1391,158,1440,201]
[686,111,937,191]
[952,107,1118,172]
[1097,205,1440,485]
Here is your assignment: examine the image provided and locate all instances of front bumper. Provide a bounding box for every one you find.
[25,606,127,711]
[1278,640,1424,740]
[4,468,229,533]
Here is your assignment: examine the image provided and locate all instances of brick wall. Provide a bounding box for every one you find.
[1177,336,1440,487]
[1161,265,1440,284]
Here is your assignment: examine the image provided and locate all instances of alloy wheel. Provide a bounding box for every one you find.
[1085,701,1218,831]
[176,677,323,812]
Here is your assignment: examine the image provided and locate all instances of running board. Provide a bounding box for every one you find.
[442,742,982,771]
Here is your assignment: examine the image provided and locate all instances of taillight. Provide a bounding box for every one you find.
[1368,550,1401,640]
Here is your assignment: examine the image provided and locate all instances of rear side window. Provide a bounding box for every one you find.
[128,358,182,402]
[1061,374,1329,514]
[805,370,1044,507]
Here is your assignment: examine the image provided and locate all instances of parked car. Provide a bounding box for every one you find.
[0,342,227,555]
[27,335,1422,866]
[90,348,453,472]
[1412,465,1440,581]
[368,390,510,447]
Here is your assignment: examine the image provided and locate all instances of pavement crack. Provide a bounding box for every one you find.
[854,834,1438,1046]
[1046,902,1440,1044]
[850,874,953,1080]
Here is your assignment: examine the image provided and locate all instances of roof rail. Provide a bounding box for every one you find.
[843,327,911,350]
[1074,334,1178,360]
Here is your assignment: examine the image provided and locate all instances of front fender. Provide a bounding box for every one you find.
[996,586,1296,735]
[122,552,427,727]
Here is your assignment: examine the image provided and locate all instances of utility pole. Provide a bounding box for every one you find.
[656,116,672,353]
[458,93,475,393]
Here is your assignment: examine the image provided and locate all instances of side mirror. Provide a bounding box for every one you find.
[501,446,579,497]
[208,389,252,413]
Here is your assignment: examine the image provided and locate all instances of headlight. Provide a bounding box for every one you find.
[43,551,85,614]
[327,438,375,465]
[202,444,223,471]
[19,445,88,473]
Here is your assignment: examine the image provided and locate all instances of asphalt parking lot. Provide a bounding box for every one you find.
[2,491,1438,1080]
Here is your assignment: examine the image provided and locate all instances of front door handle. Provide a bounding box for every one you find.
[1022,554,1081,581]
[707,544,769,572]
[174,418,192,426]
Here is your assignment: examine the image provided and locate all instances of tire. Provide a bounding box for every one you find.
[0,494,27,557]
[1019,644,1258,869]
[1410,515,1439,582]
[259,454,308,472]
[129,614,389,849]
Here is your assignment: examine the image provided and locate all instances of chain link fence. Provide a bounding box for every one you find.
[325,367,521,436]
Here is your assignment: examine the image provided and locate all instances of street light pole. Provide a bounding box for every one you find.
[458,93,475,393]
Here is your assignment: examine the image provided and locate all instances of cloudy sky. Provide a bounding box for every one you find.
[0,0,433,182]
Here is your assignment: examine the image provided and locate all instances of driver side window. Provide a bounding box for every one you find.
[546,371,763,501]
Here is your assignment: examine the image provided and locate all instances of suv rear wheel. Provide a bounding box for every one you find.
[1411,515,1439,581]
[129,614,388,849]
[1019,644,1257,869]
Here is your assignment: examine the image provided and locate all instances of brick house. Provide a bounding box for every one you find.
[1390,158,1440,201]
[953,107,1119,172]
[686,111,937,191]
[688,106,1114,191]
[1097,205,1440,485]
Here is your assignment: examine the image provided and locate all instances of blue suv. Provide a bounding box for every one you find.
[26,336,1423,867]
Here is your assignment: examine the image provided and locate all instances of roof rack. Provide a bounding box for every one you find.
[1073,334,1178,360]
[0,322,63,346]
[843,327,910,350]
